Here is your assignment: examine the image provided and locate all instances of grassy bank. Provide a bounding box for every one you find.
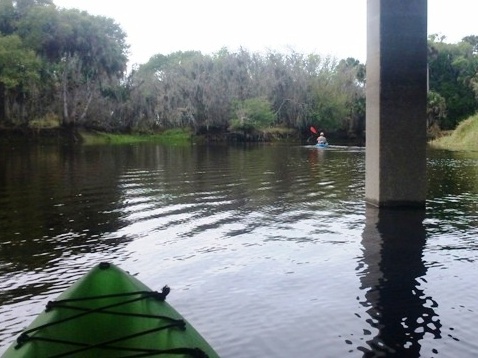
[81,127,300,145]
[0,126,300,145]
[80,129,193,145]
[429,114,478,151]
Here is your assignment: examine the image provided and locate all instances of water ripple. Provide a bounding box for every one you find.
[1,144,478,357]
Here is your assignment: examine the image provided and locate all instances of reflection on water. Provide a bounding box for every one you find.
[0,143,477,357]
[358,207,441,357]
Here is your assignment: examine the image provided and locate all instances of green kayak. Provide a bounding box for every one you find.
[3,262,220,358]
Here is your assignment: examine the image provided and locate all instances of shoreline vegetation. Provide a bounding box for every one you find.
[0,126,305,146]
[1,113,478,151]
[79,129,193,145]
[428,114,478,151]
[0,3,477,147]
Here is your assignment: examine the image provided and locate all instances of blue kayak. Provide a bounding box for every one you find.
[316,143,328,148]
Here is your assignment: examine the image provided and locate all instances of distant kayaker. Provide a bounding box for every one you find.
[317,132,327,145]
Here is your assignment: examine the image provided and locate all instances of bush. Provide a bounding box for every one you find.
[28,113,61,128]
[230,97,276,132]
[429,114,478,151]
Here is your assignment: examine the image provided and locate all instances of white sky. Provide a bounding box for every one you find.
[53,0,478,67]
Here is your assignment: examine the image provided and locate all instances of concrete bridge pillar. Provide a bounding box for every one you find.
[365,0,428,208]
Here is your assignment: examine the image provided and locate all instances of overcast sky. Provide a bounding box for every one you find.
[53,0,478,67]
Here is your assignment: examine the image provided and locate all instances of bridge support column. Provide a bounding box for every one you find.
[365,0,428,208]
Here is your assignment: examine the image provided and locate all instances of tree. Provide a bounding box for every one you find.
[0,34,40,124]
[17,7,128,126]
[335,57,366,136]
[428,35,478,129]
[0,0,16,35]
[230,97,275,133]
[307,56,352,132]
[462,35,478,54]
[427,90,446,130]
[125,48,366,137]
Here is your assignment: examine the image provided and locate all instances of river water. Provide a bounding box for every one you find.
[0,142,477,357]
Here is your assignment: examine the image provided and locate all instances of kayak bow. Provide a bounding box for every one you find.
[3,262,220,358]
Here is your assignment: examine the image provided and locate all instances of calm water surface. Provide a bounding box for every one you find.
[0,143,477,357]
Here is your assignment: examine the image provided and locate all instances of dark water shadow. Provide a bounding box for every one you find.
[357,207,441,357]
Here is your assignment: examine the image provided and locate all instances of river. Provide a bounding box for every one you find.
[0,142,477,357]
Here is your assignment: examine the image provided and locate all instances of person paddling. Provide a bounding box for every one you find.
[317,132,327,145]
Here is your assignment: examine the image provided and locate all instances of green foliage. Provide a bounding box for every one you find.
[230,97,276,132]
[309,65,349,131]
[429,113,478,151]
[310,95,348,131]
[28,112,60,128]
[0,0,16,34]
[427,90,447,128]
[0,34,40,88]
[158,128,193,144]
[462,35,478,54]
[0,2,130,126]
[0,0,369,138]
[12,0,478,142]
[0,33,41,124]
[428,35,478,129]
[80,129,192,145]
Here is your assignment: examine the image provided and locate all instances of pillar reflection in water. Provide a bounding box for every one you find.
[357,207,441,357]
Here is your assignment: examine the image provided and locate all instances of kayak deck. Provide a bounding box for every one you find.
[3,262,219,358]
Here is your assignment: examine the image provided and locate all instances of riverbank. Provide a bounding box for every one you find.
[0,127,80,145]
[0,127,194,146]
[2,122,475,150]
[0,126,304,145]
[428,114,478,151]
[79,129,193,145]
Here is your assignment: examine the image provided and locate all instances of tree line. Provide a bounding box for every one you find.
[0,1,477,139]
